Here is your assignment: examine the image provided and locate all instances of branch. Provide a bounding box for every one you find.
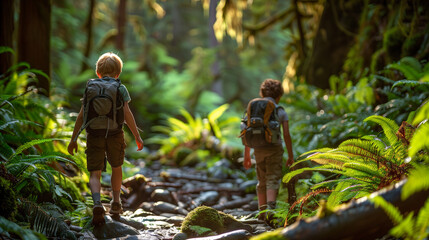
[243,8,293,32]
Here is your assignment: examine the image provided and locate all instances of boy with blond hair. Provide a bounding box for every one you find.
[68,52,144,225]
[242,78,294,221]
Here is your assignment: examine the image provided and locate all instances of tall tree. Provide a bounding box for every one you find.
[0,0,14,76]
[209,0,222,96]
[82,0,95,72]
[116,0,127,51]
[18,0,51,97]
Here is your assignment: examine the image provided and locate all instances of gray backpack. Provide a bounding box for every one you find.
[73,78,124,141]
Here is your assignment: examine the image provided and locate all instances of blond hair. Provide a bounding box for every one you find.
[95,52,123,77]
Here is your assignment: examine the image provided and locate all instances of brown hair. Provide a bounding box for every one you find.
[95,52,123,77]
[259,79,284,99]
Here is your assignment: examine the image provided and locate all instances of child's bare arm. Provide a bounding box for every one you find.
[243,146,252,169]
[124,101,144,151]
[68,106,84,155]
[282,120,294,167]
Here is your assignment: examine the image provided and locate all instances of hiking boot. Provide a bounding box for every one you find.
[92,203,105,226]
[109,201,123,215]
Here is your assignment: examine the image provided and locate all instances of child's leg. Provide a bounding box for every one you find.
[111,165,122,203]
[267,189,278,209]
[89,170,102,203]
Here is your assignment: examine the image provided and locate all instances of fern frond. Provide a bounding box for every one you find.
[343,162,385,178]
[364,116,399,146]
[20,199,75,239]
[389,212,415,238]
[305,152,349,167]
[409,122,429,157]
[338,139,386,164]
[327,182,358,208]
[402,167,429,200]
[392,80,429,89]
[9,138,63,160]
[415,199,429,238]
[0,216,40,240]
[371,196,404,225]
[282,166,344,183]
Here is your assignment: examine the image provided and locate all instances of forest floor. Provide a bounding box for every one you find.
[77,158,273,239]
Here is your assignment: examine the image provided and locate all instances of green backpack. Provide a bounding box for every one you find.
[239,98,282,148]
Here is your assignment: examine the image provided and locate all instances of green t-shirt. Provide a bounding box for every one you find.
[119,84,131,102]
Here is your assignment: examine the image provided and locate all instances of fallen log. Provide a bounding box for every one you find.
[278,179,429,240]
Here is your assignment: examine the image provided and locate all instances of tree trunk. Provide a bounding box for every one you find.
[280,179,429,240]
[81,0,95,72]
[293,0,306,59]
[0,0,14,77]
[209,0,222,96]
[303,0,360,89]
[18,0,51,97]
[116,0,127,51]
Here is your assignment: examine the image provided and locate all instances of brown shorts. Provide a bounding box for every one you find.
[254,146,284,192]
[85,131,126,171]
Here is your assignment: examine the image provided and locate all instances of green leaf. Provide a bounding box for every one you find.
[364,115,399,146]
[409,122,429,157]
[401,167,429,200]
[0,47,14,55]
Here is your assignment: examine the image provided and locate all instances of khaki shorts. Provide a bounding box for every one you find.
[85,132,126,171]
[254,146,284,192]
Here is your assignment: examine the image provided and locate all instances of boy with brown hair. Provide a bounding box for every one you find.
[242,78,294,220]
[68,52,144,225]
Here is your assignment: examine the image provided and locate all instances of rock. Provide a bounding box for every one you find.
[92,216,139,239]
[151,189,174,203]
[128,208,153,218]
[117,216,146,230]
[192,191,220,207]
[153,201,188,215]
[239,180,258,193]
[180,206,252,238]
[172,232,188,240]
[208,158,231,179]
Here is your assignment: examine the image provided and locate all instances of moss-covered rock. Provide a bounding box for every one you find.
[180,206,252,238]
[0,177,18,220]
[181,206,223,237]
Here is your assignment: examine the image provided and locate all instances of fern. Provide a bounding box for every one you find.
[392,80,429,89]
[0,216,43,240]
[342,162,385,178]
[401,167,429,200]
[9,138,63,160]
[371,196,404,225]
[371,195,429,240]
[364,115,399,146]
[20,200,76,239]
[409,122,429,157]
